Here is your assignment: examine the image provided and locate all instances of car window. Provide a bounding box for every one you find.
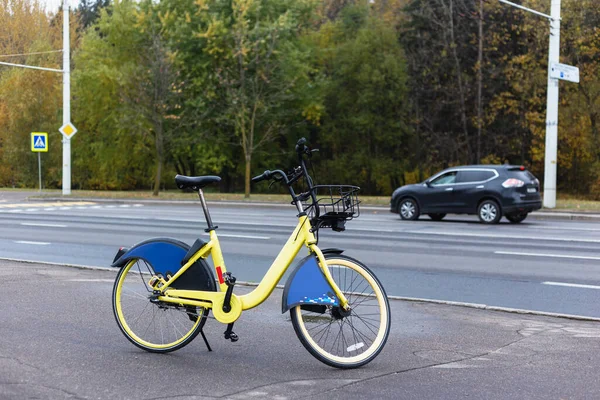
[430,171,457,185]
[508,170,536,182]
[457,170,496,183]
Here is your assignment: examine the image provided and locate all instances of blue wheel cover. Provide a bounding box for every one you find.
[283,256,339,313]
[120,241,187,275]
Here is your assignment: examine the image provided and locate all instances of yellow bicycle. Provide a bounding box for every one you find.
[111,139,390,368]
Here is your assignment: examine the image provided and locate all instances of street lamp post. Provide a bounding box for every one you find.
[499,0,561,208]
[62,0,72,195]
[543,0,561,208]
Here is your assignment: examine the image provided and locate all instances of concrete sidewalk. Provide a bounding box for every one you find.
[1,259,600,399]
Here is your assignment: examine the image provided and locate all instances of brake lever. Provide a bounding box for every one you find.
[268,174,283,189]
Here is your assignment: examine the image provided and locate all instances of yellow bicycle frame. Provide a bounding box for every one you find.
[154,214,349,323]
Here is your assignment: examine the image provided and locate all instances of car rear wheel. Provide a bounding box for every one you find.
[478,200,501,224]
[506,213,528,223]
[428,213,446,221]
[399,198,420,220]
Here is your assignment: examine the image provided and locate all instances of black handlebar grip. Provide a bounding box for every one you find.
[251,170,272,183]
[295,137,308,154]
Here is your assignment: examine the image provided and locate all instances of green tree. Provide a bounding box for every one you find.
[0,0,66,187]
[191,0,317,197]
[73,0,180,194]
[310,5,411,194]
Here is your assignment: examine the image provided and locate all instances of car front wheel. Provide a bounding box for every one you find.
[478,200,501,224]
[399,198,420,221]
[506,213,528,223]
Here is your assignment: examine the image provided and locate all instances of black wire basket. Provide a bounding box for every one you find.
[304,185,361,232]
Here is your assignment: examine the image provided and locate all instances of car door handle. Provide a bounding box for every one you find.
[445,187,453,191]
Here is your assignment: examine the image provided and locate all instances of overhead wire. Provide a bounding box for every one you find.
[0,50,63,58]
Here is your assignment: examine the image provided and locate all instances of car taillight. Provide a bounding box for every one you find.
[502,178,525,188]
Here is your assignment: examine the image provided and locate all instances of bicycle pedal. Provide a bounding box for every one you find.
[224,331,239,342]
[224,322,239,342]
[223,272,237,286]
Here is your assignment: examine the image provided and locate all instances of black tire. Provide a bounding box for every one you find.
[398,198,420,220]
[428,213,446,221]
[113,258,211,353]
[506,213,528,223]
[477,200,502,224]
[290,255,391,369]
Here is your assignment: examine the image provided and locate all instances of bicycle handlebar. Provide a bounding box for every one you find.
[253,139,318,215]
[295,137,318,159]
[251,169,289,184]
[251,170,272,183]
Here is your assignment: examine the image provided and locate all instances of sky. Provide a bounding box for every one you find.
[40,0,79,13]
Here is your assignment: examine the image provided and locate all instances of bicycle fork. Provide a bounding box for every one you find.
[310,245,350,310]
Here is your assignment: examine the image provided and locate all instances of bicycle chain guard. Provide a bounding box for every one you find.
[211,293,243,324]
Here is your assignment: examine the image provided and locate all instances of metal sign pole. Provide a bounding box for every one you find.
[38,152,42,193]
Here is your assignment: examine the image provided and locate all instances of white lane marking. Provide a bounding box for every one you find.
[410,230,600,243]
[495,251,600,261]
[14,240,50,245]
[133,204,143,207]
[21,223,67,228]
[59,207,72,210]
[106,205,116,208]
[25,208,39,212]
[154,217,397,233]
[43,208,57,211]
[529,226,600,232]
[203,233,270,240]
[119,205,131,208]
[542,281,600,290]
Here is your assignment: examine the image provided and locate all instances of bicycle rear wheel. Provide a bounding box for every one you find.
[113,258,208,353]
[290,255,390,368]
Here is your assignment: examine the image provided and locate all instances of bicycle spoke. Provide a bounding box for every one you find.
[114,258,204,350]
[293,257,390,367]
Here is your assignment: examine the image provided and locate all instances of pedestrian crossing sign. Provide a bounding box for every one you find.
[31,132,48,152]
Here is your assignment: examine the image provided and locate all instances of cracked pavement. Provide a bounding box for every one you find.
[1,260,600,399]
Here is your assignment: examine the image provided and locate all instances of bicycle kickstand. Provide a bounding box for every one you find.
[200,329,212,352]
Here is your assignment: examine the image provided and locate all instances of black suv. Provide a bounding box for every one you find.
[390,165,542,224]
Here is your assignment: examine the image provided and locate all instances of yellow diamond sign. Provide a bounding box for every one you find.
[59,122,78,138]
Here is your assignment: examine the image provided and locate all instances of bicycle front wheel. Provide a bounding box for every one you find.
[290,255,391,368]
[113,258,208,353]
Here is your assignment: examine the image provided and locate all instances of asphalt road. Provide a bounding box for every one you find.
[1,197,600,317]
[2,260,600,400]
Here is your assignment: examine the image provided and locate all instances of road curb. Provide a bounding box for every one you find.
[4,257,600,323]
[0,257,116,272]
[386,295,600,323]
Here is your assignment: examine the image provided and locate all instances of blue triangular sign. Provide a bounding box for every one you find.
[34,136,45,148]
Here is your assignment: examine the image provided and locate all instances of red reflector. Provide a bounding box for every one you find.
[520,166,525,171]
[216,266,224,284]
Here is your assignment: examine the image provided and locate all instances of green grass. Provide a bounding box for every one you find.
[555,198,600,211]
[9,188,600,211]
